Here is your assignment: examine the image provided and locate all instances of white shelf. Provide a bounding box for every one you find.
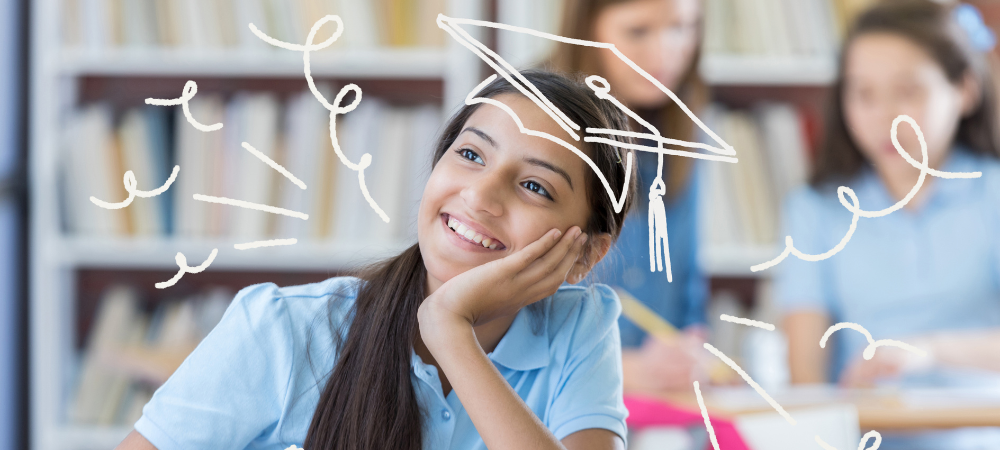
[58,47,448,78]
[52,236,414,271]
[700,244,780,277]
[700,54,836,86]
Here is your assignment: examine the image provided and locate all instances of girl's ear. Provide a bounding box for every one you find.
[959,70,982,117]
[566,233,613,284]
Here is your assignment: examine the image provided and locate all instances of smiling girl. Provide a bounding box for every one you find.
[114,70,640,450]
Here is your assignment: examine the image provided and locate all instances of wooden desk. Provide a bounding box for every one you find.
[635,385,1000,430]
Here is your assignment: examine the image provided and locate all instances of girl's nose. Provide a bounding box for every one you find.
[460,174,505,217]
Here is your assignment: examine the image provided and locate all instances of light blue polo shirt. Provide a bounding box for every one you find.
[774,147,1000,380]
[133,276,629,450]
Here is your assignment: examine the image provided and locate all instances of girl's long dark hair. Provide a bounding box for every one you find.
[302,70,639,450]
[813,0,1000,187]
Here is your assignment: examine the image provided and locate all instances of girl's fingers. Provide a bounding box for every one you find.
[553,232,586,282]
[505,228,564,271]
[522,226,582,281]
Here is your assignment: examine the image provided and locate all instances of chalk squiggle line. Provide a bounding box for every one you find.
[234,238,297,250]
[248,16,390,223]
[145,81,224,132]
[192,194,308,220]
[820,322,927,360]
[90,165,180,209]
[704,342,797,425]
[241,142,307,190]
[815,430,883,450]
[720,314,776,331]
[155,248,218,289]
[752,115,981,272]
[693,381,721,450]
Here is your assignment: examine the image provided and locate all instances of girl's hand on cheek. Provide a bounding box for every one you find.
[419,225,588,339]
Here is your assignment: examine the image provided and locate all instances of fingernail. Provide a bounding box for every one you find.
[553,229,562,239]
[573,227,582,238]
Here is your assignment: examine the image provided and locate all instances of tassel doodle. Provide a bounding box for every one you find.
[647,152,672,282]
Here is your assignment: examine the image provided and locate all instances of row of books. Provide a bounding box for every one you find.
[700,103,811,247]
[62,89,443,243]
[69,285,233,426]
[703,0,871,57]
[60,0,447,52]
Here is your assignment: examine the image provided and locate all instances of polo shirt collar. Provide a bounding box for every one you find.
[487,303,550,371]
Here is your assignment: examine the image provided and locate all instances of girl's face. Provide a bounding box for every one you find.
[418,94,597,290]
[842,33,977,175]
[592,0,701,108]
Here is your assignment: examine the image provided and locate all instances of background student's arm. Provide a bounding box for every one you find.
[784,310,830,384]
[841,328,1000,387]
[115,430,159,450]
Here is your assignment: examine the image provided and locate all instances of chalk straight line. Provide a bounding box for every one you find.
[704,342,797,425]
[234,238,298,250]
[720,314,776,331]
[192,194,309,220]
[693,381,721,450]
[241,142,306,190]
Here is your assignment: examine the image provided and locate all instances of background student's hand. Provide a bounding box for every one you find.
[420,226,588,331]
[839,345,931,388]
[622,329,709,393]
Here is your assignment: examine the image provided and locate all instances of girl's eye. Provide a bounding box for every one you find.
[456,148,484,165]
[627,26,650,40]
[522,180,552,200]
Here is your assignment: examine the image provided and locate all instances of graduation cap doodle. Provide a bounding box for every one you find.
[437,15,739,282]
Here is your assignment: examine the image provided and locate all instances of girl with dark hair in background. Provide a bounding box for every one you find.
[550,0,711,394]
[776,1,1000,448]
[115,70,640,450]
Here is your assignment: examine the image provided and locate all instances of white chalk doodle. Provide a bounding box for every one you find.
[704,342,797,425]
[234,238,298,250]
[90,165,180,209]
[241,142,307,190]
[693,381,722,450]
[155,248,219,289]
[145,81,224,132]
[720,314,776,331]
[816,435,837,450]
[815,431,883,450]
[820,322,928,361]
[248,16,390,224]
[436,15,738,282]
[752,115,982,272]
[192,194,308,220]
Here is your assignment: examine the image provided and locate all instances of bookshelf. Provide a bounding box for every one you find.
[29,1,489,449]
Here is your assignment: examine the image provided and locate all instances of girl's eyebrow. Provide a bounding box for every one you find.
[459,126,574,191]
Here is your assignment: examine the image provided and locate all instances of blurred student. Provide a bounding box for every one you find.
[776,1,1000,447]
[550,0,710,394]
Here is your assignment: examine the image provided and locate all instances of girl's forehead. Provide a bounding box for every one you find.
[463,93,589,159]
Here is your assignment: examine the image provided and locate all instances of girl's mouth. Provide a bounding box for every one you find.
[441,214,506,251]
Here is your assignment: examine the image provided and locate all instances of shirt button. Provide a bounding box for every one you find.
[441,409,451,420]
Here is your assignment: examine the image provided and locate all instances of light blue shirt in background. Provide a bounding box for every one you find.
[134,276,629,450]
[774,147,1000,381]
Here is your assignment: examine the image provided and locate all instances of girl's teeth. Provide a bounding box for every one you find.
[448,216,501,249]
[456,223,468,235]
[489,243,497,250]
[481,237,492,248]
[448,217,458,229]
[472,233,483,243]
[463,229,476,240]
